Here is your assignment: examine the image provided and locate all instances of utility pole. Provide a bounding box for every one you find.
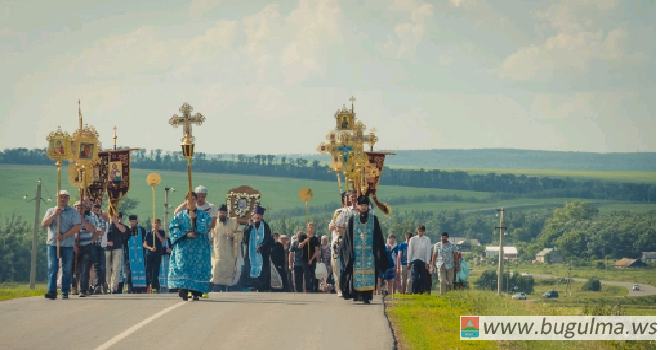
[495,208,507,296]
[24,179,50,290]
[566,260,572,297]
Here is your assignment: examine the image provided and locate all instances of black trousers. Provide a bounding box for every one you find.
[276,266,287,291]
[77,244,94,293]
[294,266,304,292]
[303,262,318,292]
[411,259,427,295]
[123,247,132,290]
[92,245,106,291]
[145,254,161,290]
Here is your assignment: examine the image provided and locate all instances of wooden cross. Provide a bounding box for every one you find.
[112,125,117,150]
[169,102,205,142]
[349,96,356,111]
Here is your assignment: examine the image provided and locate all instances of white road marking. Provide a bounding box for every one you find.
[93,301,186,350]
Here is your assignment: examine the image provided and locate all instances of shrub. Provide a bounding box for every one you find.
[581,277,602,291]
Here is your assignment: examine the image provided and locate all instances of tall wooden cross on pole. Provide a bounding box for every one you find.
[169,102,205,234]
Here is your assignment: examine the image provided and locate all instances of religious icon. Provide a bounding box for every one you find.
[80,143,94,159]
[110,161,122,182]
[342,117,349,129]
[238,198,248,210]
[93,166,100,182]
[320,145,326,151]
[52,139,65,156]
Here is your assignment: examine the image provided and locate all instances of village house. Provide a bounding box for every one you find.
[534,248,564,264]
[614,258,647,269]
[641,252,656,263]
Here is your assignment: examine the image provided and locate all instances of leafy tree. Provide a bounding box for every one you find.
[581,278,602,291]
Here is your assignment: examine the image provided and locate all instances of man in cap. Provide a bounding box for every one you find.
[143,219,166,293]
[169,192,212,301]
[123,214,147,293]
[174,185,217,232]
[340,194,389,304]
[210,204,240,290]
[73,200,103,297]
[242,206,275,292]
[42,190,82,299]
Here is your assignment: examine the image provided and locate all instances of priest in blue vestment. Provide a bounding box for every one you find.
[242,206,275,292]
[340,194,389,304]
[125,215,147,293]
[169,192,212,301]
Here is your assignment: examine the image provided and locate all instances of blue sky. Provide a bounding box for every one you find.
[0,0,655,154]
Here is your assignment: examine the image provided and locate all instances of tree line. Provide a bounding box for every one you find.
[1,147,655,202]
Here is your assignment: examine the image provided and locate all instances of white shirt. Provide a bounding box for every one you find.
[197,202,217,218]
[329,208,344,245]
[407,235,432,265]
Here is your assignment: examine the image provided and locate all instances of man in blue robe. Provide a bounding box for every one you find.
[169,192,212,301]
[124,215,147,293]
[242,206,274,292]
[340,194,389,304]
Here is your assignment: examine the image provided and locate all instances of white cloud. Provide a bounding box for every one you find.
[499,0,647,81]
[3,6,9,18]
[69,26,172,77]
[499,28,648,81]
[189,0,223,19]
[279,0,342,84]
[379,0,434,59]
[180,20,237,63]
[449,0,464,6]
[241,4,283,77]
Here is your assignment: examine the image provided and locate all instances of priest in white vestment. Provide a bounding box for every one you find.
[210,204,241,288]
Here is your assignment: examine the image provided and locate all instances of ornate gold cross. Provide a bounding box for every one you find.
[169,102,205,143]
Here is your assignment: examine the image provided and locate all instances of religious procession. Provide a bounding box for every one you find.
[41,97,470,304]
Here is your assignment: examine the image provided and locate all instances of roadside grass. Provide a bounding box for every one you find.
[387,290,653,350]
[0,283,47,301]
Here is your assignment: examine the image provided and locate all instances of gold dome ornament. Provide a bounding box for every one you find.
[298,188,313,202]
[146,173,161,246]
[147,173,162,187]
[298,188,313,225]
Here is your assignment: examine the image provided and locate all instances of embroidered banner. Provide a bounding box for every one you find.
[105,150,131,216]
[87,152,109,204]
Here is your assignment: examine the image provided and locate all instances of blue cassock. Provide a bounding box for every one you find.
[159,239,171,290]
[168,209,212,293]
[128,227,147,288]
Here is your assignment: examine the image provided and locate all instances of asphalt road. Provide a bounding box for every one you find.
[529,273,657,297]
[0,292,394,350]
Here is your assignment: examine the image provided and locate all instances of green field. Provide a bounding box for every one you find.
[2,164,653,229]
[386,166,656,184]
[504,262,656,286]
[0,164,492,225]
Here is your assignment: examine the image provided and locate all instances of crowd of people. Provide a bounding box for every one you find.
[42,186,469,302]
